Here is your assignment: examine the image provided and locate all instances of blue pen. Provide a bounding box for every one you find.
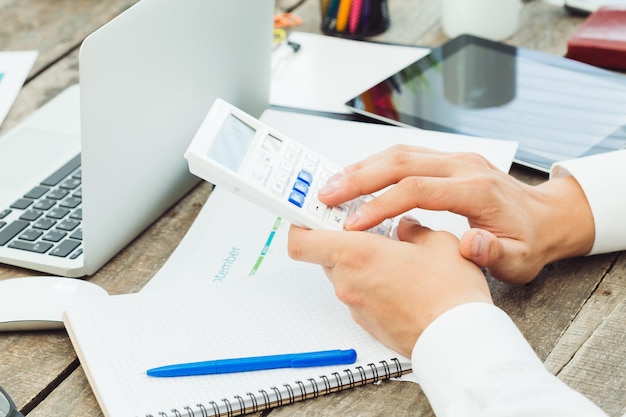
[147,349,357,377]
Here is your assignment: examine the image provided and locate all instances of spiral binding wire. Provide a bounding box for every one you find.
[142,358,407,417]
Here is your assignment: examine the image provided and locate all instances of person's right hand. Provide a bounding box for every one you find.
[317,145,595,284]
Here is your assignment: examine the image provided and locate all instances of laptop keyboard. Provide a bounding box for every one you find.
[0,154,83,259]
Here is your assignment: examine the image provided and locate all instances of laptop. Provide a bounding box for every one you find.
[0,0,273,277]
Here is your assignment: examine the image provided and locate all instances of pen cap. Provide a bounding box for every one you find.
[321,0,390,40]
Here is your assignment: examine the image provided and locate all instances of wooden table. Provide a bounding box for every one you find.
[1,1,624,416]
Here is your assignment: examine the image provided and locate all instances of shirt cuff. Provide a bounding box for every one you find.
[411,303,544,417]
[550,150,626,255]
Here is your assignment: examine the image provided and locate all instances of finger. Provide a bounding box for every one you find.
[344,175,488,231]
[287,225,348,267]
[394,215,431,244]
[341,144,445,175]
[318,145,457,206]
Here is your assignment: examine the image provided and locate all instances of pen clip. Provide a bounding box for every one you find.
[290,349,357,367]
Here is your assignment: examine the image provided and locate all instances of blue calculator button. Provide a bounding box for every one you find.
[288,191,306,207]
[293,179,310,196]
[297,169,313,186]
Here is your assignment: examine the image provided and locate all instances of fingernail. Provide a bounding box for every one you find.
[471,233,485,257]
[319,180,339,196]
[401,215,421,226]
[345,210,361,227]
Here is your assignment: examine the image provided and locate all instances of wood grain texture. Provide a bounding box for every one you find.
[0,0,140,135]
[547,254,626,417]
[2,0,625,416]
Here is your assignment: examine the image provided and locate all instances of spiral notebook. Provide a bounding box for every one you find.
[63,266,412,417]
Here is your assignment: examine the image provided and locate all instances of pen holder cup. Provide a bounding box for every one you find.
[320,0,390,40]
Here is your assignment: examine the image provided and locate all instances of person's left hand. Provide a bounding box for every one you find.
[288,216,493,358]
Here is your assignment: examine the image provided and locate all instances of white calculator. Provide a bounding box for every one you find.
[184,98,393,236]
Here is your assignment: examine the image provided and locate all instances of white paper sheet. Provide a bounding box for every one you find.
[0,51,38,128]
[270,32,428,114]
[142,109,517,292]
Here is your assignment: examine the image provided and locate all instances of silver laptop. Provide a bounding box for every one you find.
[0,0,273,277]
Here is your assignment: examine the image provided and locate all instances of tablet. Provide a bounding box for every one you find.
[345,35,626,172]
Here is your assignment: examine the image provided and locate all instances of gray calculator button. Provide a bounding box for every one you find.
[285,150,299,163]
[270,181,286,195]
[303,160,317,173]
[280,160,294,172]
[275,170,290,183]
[308,198,329,218]
[370,219,393,236]
[329,205,349,227]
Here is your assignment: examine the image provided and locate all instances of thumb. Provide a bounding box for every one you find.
[459,228,504,269]
[460,228,541,284]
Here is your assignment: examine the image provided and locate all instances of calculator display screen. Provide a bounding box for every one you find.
[208,114,256,171]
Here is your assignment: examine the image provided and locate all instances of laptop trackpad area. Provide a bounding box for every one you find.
[0,129,80,205]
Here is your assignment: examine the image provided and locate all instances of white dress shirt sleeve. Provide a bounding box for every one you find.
[412,303,608,417]
[550,149,626,255]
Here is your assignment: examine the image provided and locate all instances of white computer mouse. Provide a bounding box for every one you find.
[0,276,108,331]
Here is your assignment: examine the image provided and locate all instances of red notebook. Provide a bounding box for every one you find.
[566,5,626,70]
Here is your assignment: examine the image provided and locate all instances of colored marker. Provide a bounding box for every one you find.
[336,0,352,32]
[349,0,363,34]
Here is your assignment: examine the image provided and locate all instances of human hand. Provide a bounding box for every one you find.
[317,145,594,284]
[288,216,492,358]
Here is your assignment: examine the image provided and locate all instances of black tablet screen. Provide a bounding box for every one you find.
[346,35,626,172]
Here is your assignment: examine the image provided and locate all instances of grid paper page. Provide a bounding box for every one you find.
[64,266,411,417]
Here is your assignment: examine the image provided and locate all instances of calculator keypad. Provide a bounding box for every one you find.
[249,136,393,236]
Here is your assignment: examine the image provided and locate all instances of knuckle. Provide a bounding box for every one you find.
[346,169,368,195]
[333,281,366,308]
[398,176,446,202]
[398,175,422,191]
[388,146,414,169]
[364,194,387,212]
[450,151,490,167]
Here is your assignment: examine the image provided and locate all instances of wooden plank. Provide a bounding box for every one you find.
[0,0,139,135]
[558,296,626,417]
[545,255,626,374]
[0,0,139,66]
[0,49,80,137]
[559,300,626,416]
[267,379,433,417]
[490,254,616,360]
[0,330,78,415]
[26,364,266,417]
[26,368,103,417]
[546,255,626,415]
